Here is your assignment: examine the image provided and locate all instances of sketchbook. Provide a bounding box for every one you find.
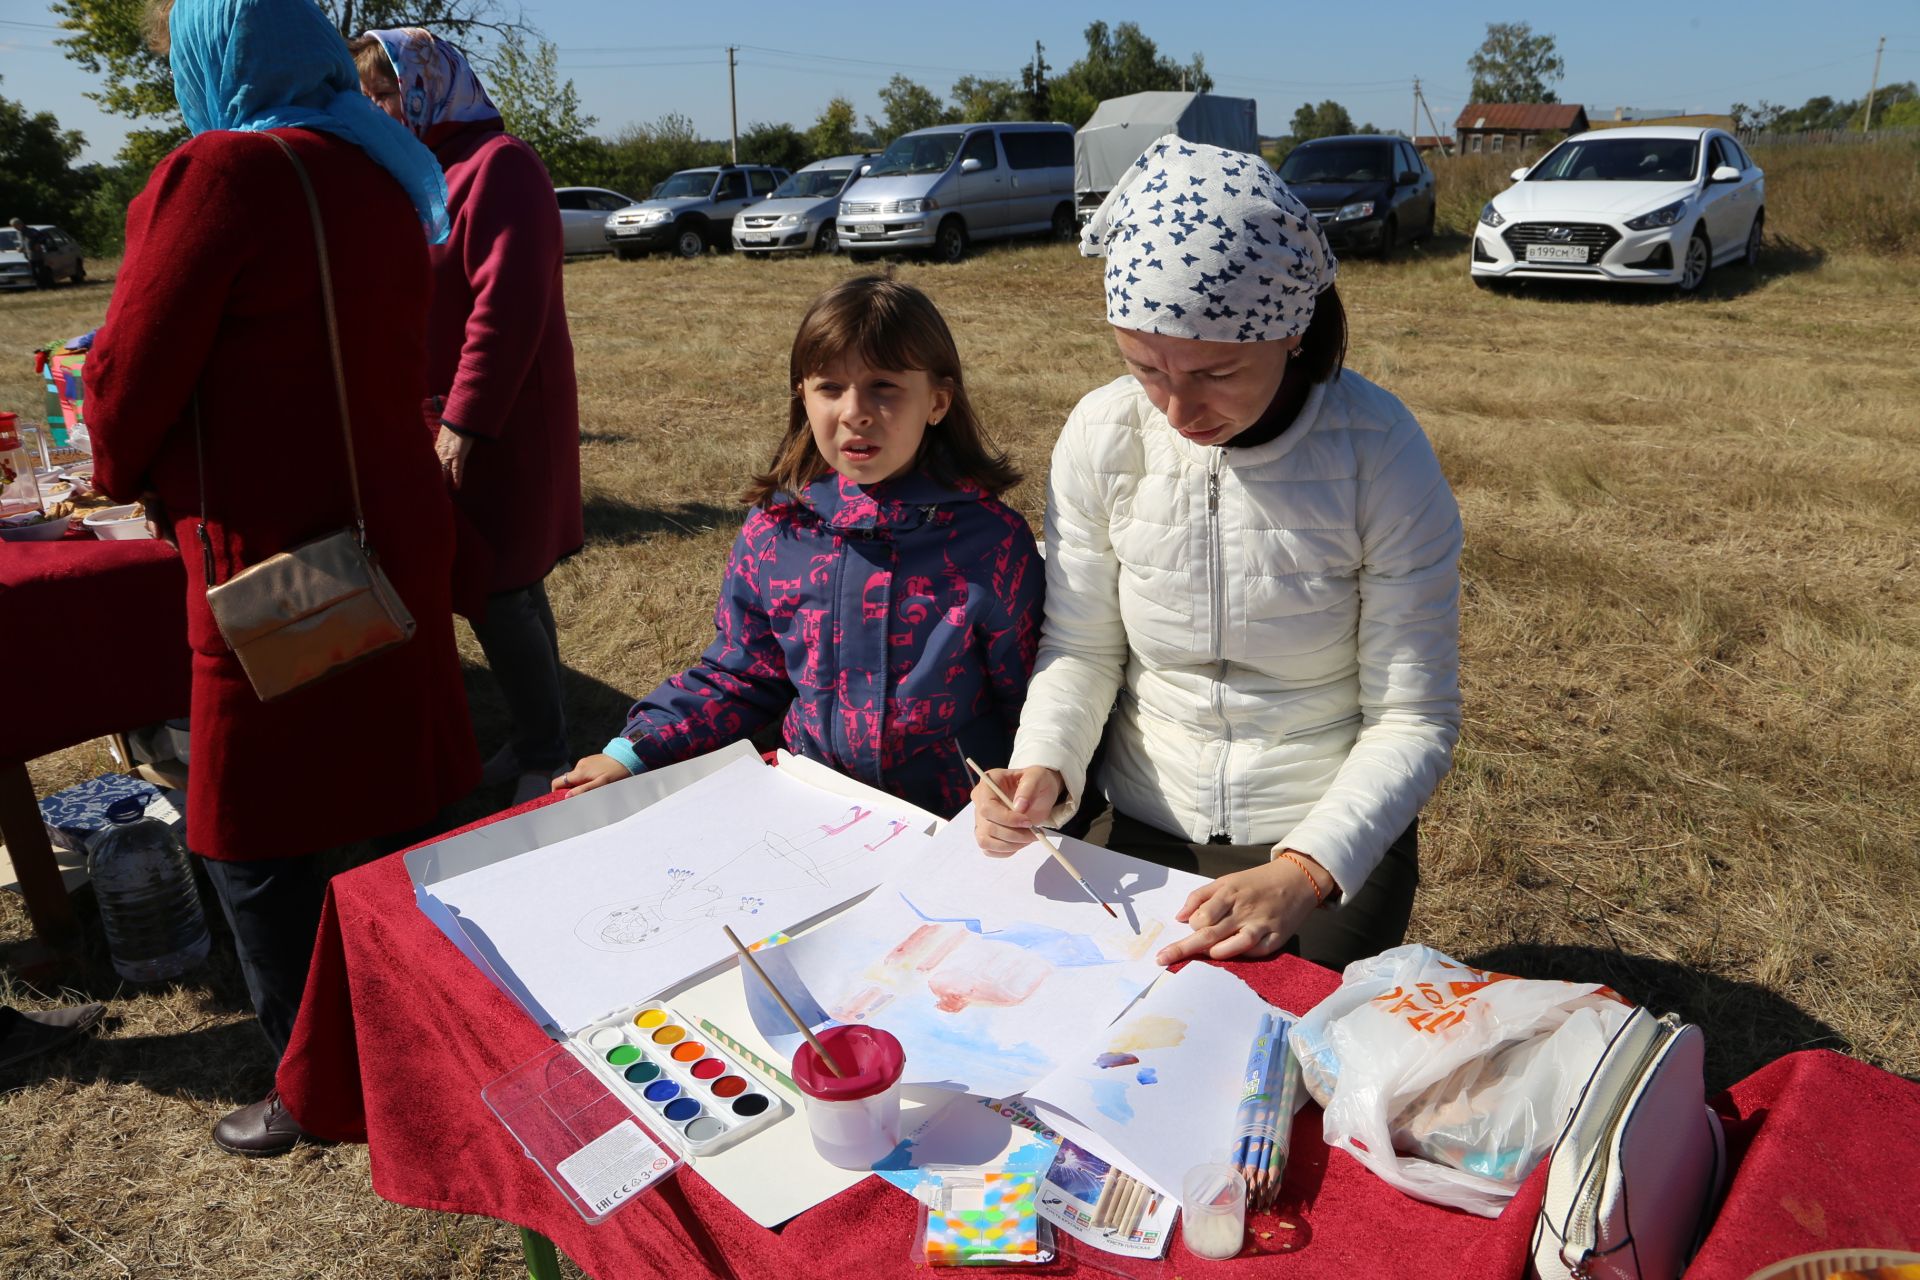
[410,746,930,1036]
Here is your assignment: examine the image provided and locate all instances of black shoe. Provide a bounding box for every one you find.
[212,1090,316,1158]
[0,1002,105,1071]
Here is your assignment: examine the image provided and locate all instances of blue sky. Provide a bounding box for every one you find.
[2,1,1914,163]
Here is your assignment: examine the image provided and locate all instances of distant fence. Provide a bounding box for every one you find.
[1738,127,1920,149]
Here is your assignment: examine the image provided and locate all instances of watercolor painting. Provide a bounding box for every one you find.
[770,883,1168,1097]
[1026,962,1281,1203]
[573,805,881,954]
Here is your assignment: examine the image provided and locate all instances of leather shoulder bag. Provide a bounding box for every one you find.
[197,133,415,702]
[1530,1008,1727,1280]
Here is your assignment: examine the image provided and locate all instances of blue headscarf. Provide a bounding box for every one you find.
[169,0,450,244]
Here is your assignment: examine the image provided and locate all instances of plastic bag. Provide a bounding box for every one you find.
[1291,944,1633,1217]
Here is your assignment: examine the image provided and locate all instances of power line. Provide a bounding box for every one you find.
[0,17,66,31]
[737,43,997,79]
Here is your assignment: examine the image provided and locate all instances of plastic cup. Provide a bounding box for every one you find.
[790,1025,905,1169]
[1181,1163,1247,1261]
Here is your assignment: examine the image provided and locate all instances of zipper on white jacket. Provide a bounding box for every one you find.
[1564,1013,1682,1277]
[1206,453,1231,841]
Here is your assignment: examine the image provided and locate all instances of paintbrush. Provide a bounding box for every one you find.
[722,925,846,1078]
[963,757,1117,918]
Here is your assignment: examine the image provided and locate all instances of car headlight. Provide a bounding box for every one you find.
[1479,202,1505,228]
[636,209,669,225]
[1624,200,1688,231]
[1332,201,1376,222]
[892,197,938,214]
[774,214,802,229]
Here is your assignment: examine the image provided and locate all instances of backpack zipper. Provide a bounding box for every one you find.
[1564,1012,1682,1278]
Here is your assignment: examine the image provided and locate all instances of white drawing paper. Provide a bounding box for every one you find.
[1024,960,1283,1203]
[756,809,1212,1098]
[424,756,928,1034]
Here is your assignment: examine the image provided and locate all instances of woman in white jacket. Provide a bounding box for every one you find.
[974,136,1462,971]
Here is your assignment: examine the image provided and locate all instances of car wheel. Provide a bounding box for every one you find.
[1743,211,1764,269]
[34,265,55,289]
[933,217,968,264]
[1376,215,1397,259]
[1051,203,1076,241]
[71,259,86,283]
[674,224,706,259]
[1421,208,1436,243]
[1677,228,1711,294]
[814,222,838,255]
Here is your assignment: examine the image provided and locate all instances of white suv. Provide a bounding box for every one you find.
[1471,127,1764,294]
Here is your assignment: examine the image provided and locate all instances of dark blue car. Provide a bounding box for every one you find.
[1277,135,1436,258]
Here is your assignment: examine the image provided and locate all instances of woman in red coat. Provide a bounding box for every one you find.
[86,0,478,1156]
[355,30,585,805]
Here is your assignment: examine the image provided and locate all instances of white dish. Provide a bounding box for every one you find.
[82,504,155,540]
[0,513,74,541]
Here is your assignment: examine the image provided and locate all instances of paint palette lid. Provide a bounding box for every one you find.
[483,1041,683,1225]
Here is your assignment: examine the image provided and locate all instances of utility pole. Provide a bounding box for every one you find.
[1412,77,1420,147]
[1864,35,1886,131]
[728,46,739,163]
[1414,80,1447,157]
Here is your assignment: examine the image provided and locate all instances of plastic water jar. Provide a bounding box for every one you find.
[792,1025,906,1169]
[87,797,212,983]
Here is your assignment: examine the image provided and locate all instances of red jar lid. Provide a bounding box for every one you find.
[792,1025,905,1102]
[0,411,19,449]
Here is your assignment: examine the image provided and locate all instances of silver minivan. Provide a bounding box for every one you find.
[837,122,1075,263]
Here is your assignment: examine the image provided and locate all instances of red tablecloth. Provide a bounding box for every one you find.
[0,537,190,764]
[279,792,1920,1279]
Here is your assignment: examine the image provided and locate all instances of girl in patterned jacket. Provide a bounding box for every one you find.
[556,276,1043,818]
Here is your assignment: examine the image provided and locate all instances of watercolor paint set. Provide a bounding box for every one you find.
[574,1001,789,1156]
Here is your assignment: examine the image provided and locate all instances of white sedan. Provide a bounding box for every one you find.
[555,187,636,256]
[1471,126,1764,294]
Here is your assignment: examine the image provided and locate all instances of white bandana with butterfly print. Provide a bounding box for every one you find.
[1080,133,1338,342]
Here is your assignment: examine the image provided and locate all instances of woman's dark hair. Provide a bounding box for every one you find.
[742,275,1021,507]
[1295,282,1349,385]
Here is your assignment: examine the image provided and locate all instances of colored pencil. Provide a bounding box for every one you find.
[964,757,1117,918]
[1089,1166,1121,1226]
[1233,1012,1282,1200]
[1110,1176,1141,1234]
[1122,1179,1151,1239]
[696,1016,801,1096]
[1257,1036,1304,1210]
[721,924,846,1078]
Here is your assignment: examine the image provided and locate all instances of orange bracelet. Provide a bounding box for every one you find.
[1275,849,1329,908]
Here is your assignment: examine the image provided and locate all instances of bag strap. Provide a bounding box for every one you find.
[194,131,371,584]
[267,132,370,550]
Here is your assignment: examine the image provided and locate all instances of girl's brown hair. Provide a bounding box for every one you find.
[742,275,1020,507]
[1296,282,1349,385]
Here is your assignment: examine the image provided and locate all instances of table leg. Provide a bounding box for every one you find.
[0,760,82,976]
[519,1227,563,1280]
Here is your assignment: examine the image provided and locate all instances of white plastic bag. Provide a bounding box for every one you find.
[1291,944,1633,1217]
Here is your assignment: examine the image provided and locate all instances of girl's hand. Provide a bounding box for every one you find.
[1156,850,1335,966]
[552,754,632,796]
[972,766,1064,857]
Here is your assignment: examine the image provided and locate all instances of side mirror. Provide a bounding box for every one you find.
[1397,171,1419,187]
[1510,166,1531,183]
[959,157,982,173]
[1710,164,1741,183]
[860,163,872,174]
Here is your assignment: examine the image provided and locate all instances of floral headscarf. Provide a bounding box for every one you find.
[364,28,502,144]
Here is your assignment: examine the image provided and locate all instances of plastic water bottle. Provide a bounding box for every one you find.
[88,797,212,983]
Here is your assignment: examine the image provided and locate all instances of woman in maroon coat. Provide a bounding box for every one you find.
[86,0,478,1156]
[355,30,585,804]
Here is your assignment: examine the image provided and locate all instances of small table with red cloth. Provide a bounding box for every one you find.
[279,790,1920,1280]
[0,537,190,972]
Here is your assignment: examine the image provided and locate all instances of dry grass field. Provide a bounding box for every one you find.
[2,140,1917,1277]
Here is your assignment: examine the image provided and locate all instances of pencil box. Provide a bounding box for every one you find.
[1530,1009,1726,1280]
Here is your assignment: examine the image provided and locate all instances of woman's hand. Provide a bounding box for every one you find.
[1156,849,1335,966]
[435,425,474,489]
[552,754,632,797]
[971,766,1064,856]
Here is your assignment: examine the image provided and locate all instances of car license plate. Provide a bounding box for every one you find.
[1526,244,1588,263]
[614,226,640,237]
[740,235,771,245]
[859,224,888,238]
